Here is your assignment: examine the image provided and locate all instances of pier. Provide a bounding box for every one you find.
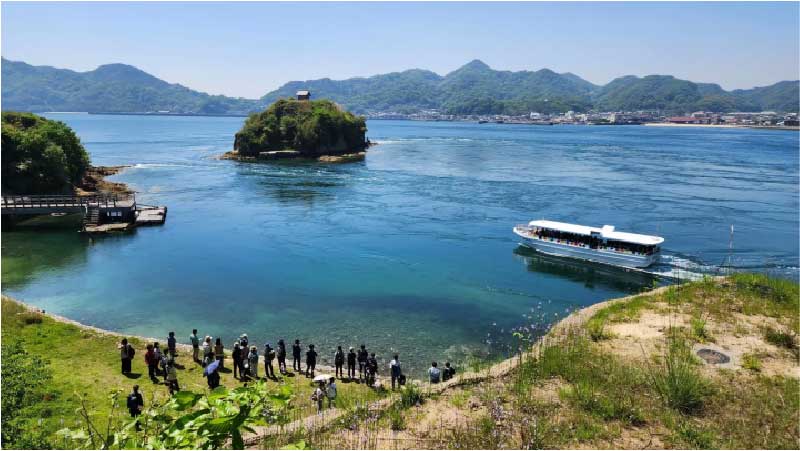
[1,194,166,232]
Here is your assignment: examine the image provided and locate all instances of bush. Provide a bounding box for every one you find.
[586,318,609,341]
[650,340,711,414]
[1,340,54,448]
[399,383,423,408]
[387,406,406,431]
[690,317,710,342]
[764,327,797,351]
[741,353,762,372]
[2,112,90,194]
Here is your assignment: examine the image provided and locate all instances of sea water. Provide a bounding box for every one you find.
[2,114,798,373]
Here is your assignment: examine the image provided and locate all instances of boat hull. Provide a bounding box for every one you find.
[515,233,659,269]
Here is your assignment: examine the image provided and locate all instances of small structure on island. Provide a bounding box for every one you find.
[296,90,311,101]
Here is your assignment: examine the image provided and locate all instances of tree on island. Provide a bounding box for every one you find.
[1,112,90,194]
[233,99,367,158]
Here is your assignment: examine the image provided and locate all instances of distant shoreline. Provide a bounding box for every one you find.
[44,111,251,118]
[42,112,800,131]
[643,122,799,131]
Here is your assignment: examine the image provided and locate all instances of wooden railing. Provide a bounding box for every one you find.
[1,194,135,210]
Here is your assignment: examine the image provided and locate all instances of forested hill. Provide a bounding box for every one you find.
[3,58,798,115]
[262,60,799,114]
[1,58,260,115]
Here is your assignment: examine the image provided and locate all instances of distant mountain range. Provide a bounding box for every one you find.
[2,58,798,115]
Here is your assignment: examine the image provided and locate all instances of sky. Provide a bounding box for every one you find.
[2,1,799,99]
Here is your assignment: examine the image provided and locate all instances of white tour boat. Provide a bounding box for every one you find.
[513,220,664,268]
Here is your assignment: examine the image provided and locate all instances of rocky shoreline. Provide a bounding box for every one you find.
[220,149,367,164]
[76,165,134,195]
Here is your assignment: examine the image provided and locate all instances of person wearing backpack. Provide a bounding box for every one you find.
[277,339,287,374]
[428,361,441,384]
[264,343,276,378]
[126,385,144,430]
[443,362,456,381]
[248,346,259,379]
[367,353,378,386]
[292,339,302,372]
[347,347,357,380]
[119,338,135,375]
[334,346,345,379]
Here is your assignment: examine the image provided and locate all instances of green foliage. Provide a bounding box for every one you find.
[387,405,406,431]
[57,381,293,450]
[675,420,717,449]
[1,340,54,449]
[586,317,609,341]
[763,327,797,352]
[2,58,258,115]
[649,339,711,414]
[2,111,90,194]
[741,353,762,372]
[5,58,797,115]
[690,316,711,342]
[399,383,424,409]
[234,99,367,157]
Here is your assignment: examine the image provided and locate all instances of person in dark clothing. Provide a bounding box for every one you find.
[357,345,368,382]
[264,343,276,378]
[206,365,221,389]
[366,353,378,386]
[144,344,158,382]
[305,344,317,377]
[167,331,177,359]
[232,342,242,379]
[119,338,134,374]
[390,354,401,390]
[126,385,144,430]
[292,339,302,372]
[443,362,456,381]
[334,346,345,379]
[347,347,357,380]
[277,339,287,374]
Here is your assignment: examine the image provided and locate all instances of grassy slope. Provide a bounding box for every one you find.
[307,274,799,449]
[1,296,382,446]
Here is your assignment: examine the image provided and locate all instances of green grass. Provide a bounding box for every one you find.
[764,327,798,353]
[741,353,762,372]
[589,294,651,325]
[1,296,383,447]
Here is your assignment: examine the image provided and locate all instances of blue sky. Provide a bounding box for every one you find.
[2,2,798,98]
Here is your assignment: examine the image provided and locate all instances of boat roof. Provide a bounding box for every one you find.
[528,220,665,246]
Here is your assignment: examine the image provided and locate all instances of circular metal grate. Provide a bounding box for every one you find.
[696,348,730,364]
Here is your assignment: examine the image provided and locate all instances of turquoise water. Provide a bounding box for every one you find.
[3,114,798,373]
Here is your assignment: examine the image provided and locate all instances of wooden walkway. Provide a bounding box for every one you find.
[1,194,136,215]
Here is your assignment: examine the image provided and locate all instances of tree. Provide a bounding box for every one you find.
[234,99,367,157]
[1,112,90,194]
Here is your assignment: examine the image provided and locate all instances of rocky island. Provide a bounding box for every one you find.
[225,97,369,163]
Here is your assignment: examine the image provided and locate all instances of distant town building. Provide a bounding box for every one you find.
[296,90,311,101]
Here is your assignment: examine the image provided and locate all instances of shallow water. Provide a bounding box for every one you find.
[3,115,798,374]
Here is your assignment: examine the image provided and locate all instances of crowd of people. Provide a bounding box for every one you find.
[118,330,458,421]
